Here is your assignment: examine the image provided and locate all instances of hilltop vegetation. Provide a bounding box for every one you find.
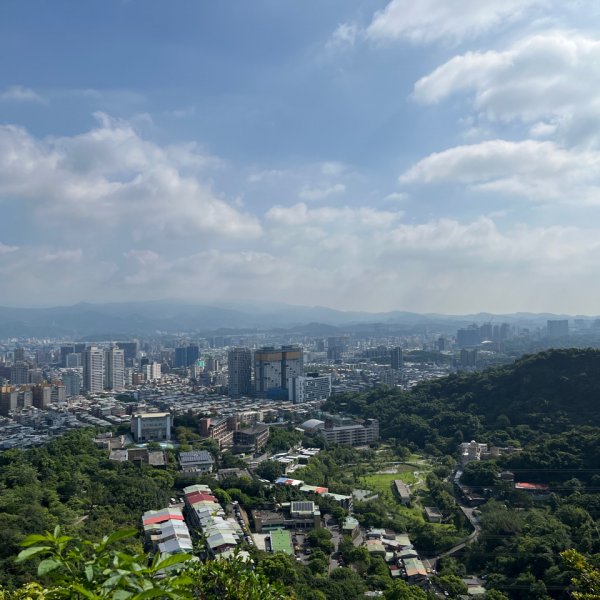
[325,349,600,598]
[324,349,600,484]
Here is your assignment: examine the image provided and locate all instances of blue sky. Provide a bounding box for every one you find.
[1,0,600,313]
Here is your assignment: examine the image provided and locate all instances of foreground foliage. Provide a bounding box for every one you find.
[0,527,285,600]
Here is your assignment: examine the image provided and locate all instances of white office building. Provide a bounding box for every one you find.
[83,347,104,393]
[131,412,172,442]
[104,347,125,391]
[288,373,332,404]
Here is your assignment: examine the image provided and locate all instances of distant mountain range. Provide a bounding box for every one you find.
[0,300,596,339]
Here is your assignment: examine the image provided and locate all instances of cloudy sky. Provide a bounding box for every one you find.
[2,1,600,313]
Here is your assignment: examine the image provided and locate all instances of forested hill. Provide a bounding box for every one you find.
[324,349,600,464]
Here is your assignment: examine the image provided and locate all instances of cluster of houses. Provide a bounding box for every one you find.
[274,476,353,510]
[142,506,193,555]
[357,528,428,584]
[182,484,249,559]
[270,446,321,474]
[141,483,251,561]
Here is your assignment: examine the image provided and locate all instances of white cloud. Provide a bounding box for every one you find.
[529,121,558,138]
[399,139,600,204]
[0,85,45,103]
[320,161,347,176]
[384,192,408,202]
[414,31,600,146]
[299,183,346,201]
[327,23,359,49]
[366,0,540,44]
[0,242,18,255]
[0,114,261,239]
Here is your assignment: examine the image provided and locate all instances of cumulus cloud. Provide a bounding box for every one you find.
[0,113,261,239]
[399,139,600,204]
[299,183,346,201]
[0,85,45,103]
[414,31,600,146]
[261,202,600,312]
[366,0,540,44]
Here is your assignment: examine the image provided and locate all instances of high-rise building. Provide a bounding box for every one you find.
[460,349,478,368]
[456,325,480,348]
[174,344,200,368]
[116,341,138,366]
[288,373,331,404]
[51,384,66,404]
[60,345,75,367]
[14,348,26,363]
[0,385,19,415]
[143,362,162,381]
[32,384,52,409]
[104,347,125,391]
[83,347,104,393]
[228,348,252,398]
[327,337,346,361]
[62,370,82,397]
[390,347,404,370]
[479,323,493,341]
[547,320,569,339]
[65,352,82,368]
[254,345,303,397]
[10,362,28,385]
[28,368,44,384]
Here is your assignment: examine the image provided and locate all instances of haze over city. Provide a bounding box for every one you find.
[2,1,600,313]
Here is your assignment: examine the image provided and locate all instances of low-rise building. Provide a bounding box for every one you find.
[179,450,215,473]
[130,412,172,442]
[393,480,411,506]
[321,418,379,446]
[424,506,443,523]
[233,424,269,453]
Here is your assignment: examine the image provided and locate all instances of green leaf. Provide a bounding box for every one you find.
[16,546,49,563]
[53,525,61,539]
[153,553,192,572]
[104,529,138,547]
[21,534,51,547]
[37,558,61,576]
[113,591,134,600]
[134,589,186,600]
[71,584,101,600]
[85,564,94,582]
[101,573,125,590]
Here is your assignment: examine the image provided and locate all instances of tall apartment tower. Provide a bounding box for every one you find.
[547,320,569,339]
[62,370,82,397]
[104,347,125,391]
[83,346,104,393]
[227,348,252,398]
[254,345,303,397]
[390,347,404,370]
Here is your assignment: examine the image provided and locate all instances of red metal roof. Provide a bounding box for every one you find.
[515,482,549,491]
[186,492,218,504]
[143,514,184,525]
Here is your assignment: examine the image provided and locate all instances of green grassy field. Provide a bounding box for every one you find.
[359,469,417,494]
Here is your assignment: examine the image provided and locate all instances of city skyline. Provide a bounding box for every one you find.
[2,2,600,313]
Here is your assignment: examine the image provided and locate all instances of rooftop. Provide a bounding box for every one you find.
[269,529,293,555]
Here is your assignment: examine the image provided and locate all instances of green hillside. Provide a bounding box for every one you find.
[324,349,600,483]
